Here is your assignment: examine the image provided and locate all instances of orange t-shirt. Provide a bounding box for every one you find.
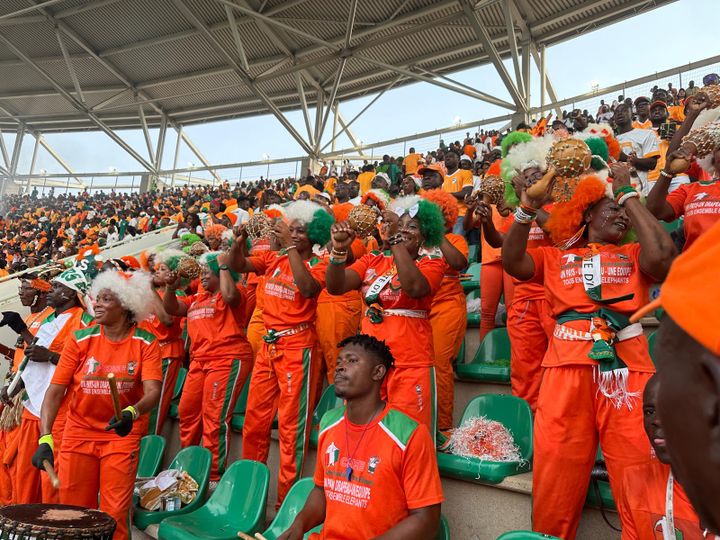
[442,169,473,216]
[311,405,443,540]
[180,286,252,362]
[357,172,374,195]
[404,153,421,175]
[511,222,552,304]
[13,306,54,370]
[527,243,654,370]
[462,144,476,159]
[620,460,703,540]
[348,252,444,367]
[666,180,720,251]
[294,185,321,200]
[51,325,162,441]
[432,233,469,305]
[632,119,653,130]
[248,250,327,332]
[140,290,185,360]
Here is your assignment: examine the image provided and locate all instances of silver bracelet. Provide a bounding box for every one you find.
[659,170,673,179]
[514,207,536,224]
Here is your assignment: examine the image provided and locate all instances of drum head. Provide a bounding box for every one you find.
[0,504,116,538]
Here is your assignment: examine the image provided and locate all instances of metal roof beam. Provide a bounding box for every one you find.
[295,73,314,145]
[0,128,10,169]
[138,105,155,168]
[178,129,221,183]
[35,133,84,186]
[224,4,250,71]
[460,0,526,111]
[0,0,65,20]
[502,0,524,98]
[55,27,85,105]
[415,67,515,109]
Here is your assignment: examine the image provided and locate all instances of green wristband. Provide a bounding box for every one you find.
[38,434,54,452]
[613,185,636,199]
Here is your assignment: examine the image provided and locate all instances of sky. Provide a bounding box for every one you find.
[9,0,720,181]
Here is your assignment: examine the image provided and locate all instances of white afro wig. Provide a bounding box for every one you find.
[90,270,155,322]
[154,248,187,267]
[283,200,324,224]
[391,194,421,213]
[503,135,554,175]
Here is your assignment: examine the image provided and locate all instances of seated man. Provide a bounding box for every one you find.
[619,374,704,539]
[279,334,443,540]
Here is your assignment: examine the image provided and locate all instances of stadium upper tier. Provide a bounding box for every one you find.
[0,0,674,134]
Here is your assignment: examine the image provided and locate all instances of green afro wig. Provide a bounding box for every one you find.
[501,131,533,158]
[307,209,335,246]
[391,196,446,248]
[585,136,610,171]
[180,233,202,247]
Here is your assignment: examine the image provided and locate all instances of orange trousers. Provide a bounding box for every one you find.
[59,437,139,540]
[430,295,466,431]
[480,260,515,342]
[0,425,21,504]
[15,409,62,504]
[506,299,554,412]
[179,356,252,481]
[147,357,181,435]
[242,336,320,506]
[532,366,653,540]
[247,309,266,362]
[316,295,362,383]
[383,366,436,435]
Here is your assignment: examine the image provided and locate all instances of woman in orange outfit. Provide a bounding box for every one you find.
[326,195,446,433]
[0,272,53,504]
[163,251,253,484]
[35,270,161,540]
[421,189,468,433]
[230,200,332,507]
[503,163,676,539]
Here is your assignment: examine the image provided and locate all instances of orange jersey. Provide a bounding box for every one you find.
[632,119,653,130]
[620,460,703,540]
[404,153,421,175]
[357,172,374,195]
[348,252,444,367]
[311,405,443,540]
[248,250,327,331]
[140,290,185,360]
[666,180,720,251]
[432,233,469,304]
[180,286,251,362]
[527,243,654,370]
[13,306,54,370]
[442,169,473,216]
[51,325,162,441]
[511,223,552,304]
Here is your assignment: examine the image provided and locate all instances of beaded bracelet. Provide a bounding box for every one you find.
[660,170,674,179]
[618,191,640,206]
[330,248,348,258]
[514,207,536,224]
[613,185,636,200]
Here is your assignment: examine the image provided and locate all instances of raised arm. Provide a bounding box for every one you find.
[273,221,322,298]
[217,253,241,308]
[325,222,363,295]
[227,225,258,274]
[476,202,505,248]
[439,237,467,271]
[502,190,544,281]
[610,163,676,281]
[162,274,187,317]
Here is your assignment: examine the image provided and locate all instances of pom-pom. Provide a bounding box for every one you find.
[421,189,459,231]
[306,209,335,246]
[501,131,533,158]
[180,233,202,247]
[443,416,523,462]
[545,175,607,245]
[584,136,610,171]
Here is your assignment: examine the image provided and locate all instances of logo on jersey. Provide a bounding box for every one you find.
[127,361,136,376]
[368,456,380,474]
[562,254,578,265]
[85,357,100,375]
[326,442,339,466]
[694,192,710,201]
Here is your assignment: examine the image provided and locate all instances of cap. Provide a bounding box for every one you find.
[631,220,720,355]
[418,163,444,175]
[650,100,668,110]
[459,155,473,162]
[634,96,650,105]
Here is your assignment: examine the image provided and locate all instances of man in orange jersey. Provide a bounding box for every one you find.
[619,375,705,540]
[654,219,720,535]
[503,164,676,539]
[230,200,332,506]
[278,335,443,540]
[0,273,53,504]
[403,147,422,176]
[442,150,473,234]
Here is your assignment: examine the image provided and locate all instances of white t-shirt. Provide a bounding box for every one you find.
[616,128,660,195]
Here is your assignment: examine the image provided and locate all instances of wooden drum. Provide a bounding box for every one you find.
[0,504,116,539]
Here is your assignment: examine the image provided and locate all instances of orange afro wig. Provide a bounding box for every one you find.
[332,203,352,223]
[203,223,227,241]
[421,189,459,231]
[545,175,608,246]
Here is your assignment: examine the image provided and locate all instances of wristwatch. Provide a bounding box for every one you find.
[219,264,230,271]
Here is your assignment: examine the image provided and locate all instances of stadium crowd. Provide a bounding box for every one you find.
[0,71,718,540]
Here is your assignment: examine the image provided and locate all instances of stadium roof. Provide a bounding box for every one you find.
[0,0,674,157]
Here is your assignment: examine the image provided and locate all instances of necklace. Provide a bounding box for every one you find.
[343,403,385,482]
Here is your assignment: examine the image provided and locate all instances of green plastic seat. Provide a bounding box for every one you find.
[137,435,166,478]
[436,514,450,540]
[466,311,480,328]
[263,477,316,540]
[461,262,481,293]
[584,447,616,511]
[455,328,511,383]
[468,244,479,264]
[168,367,188,419]
[454,341,465,365]
[230,376,279,432]
[437,394,532,484]
[660,218,682,235]
[310,385,343,449]
[158,460,270,540]
[497,531,561,539]
[647,331,657,364]
[133,446,212,530]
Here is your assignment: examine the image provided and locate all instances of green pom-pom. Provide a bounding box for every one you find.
[307,209,335,246]
[504,181,520,208]
[416,199,446,248]
[585,137,609,171]
[501,131,533,158]
[180,233,202,247]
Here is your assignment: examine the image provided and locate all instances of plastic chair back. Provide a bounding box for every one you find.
[475,328,511,364]
[137,435,166,478]
[204,460,269,528]
[497,531,561,539]
[262,478,316,540]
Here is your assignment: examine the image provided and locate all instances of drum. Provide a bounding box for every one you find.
[0,504,116,539]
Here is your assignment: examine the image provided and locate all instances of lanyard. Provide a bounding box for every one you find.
[662,471,675,540]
